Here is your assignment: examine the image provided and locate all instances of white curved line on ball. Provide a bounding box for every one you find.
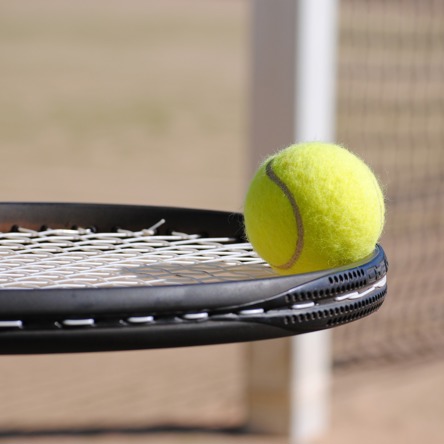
[265,159,304,270]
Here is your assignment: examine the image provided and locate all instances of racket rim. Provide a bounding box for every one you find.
[0,201,388,353]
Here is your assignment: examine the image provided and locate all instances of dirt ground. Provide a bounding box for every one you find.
[0,350,442,444]
[0,1,443,443]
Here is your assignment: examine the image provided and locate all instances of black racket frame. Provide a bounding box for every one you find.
[0,203,388,354]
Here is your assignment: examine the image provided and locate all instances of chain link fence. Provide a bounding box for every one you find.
[333,0,444,368]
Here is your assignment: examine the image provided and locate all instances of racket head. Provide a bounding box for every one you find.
[0,202,388,354]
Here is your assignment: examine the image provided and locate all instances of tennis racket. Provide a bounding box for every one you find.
[0,202,387,354]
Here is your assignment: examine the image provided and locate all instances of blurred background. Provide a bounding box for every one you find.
[0,0,443,443]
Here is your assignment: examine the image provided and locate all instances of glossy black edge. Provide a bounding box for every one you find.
[0,203,388,318]
[0,284,386,355]
[0,202,245,237]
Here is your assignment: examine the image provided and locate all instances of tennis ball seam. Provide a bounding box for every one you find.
[265,159,304,270]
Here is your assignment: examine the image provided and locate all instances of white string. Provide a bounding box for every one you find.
[0,224,274,289]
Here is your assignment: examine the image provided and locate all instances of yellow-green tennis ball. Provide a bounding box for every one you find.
[244,142,385,275]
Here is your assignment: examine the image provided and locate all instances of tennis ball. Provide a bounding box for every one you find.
[244,142,385,275]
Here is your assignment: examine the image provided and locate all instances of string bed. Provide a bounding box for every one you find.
[0,220,275,289]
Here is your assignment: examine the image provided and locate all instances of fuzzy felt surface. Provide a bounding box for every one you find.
[244,142,385,274]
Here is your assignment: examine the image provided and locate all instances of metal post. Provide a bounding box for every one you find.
[247,0,339,442]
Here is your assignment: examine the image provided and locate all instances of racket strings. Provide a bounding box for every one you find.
[0,223,273,289]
